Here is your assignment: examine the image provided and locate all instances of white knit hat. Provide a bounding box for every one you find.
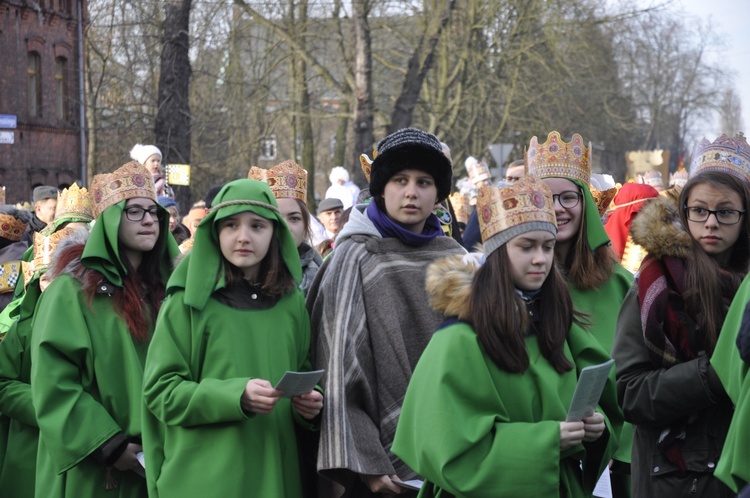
[329,166,349,184]
[129,144,162,165]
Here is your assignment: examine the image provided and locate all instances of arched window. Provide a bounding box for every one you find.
[55,57,68,120]
[28,52,42,117]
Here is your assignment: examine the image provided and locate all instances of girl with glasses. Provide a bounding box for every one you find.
[527,132,634,497]
[613,134,750,497]
[30,162,178,498]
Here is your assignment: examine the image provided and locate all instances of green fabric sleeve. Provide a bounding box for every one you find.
[143,291,253,427]
[30,276,121,473]
[712,272,750,401]
[0,319,36,426]
[392,324,561,496]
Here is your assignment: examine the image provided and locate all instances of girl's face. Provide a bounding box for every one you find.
[166,206,180,232]
[218,211,274,281]
[382,169,438,234]
[119,198,161,260]
[144,154,162,175]
[277,198,306,247]
[685,182,744,263]
[543,178,583,245]
[506,230,556,291]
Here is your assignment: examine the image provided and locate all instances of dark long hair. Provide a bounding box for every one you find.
[678,171,750,352]
[223,221,297,299]
[470,246,576,374]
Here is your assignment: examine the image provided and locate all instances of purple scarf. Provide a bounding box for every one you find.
[366,201,444,247]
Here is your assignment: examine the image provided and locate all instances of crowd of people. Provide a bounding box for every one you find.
[0,127,749,498]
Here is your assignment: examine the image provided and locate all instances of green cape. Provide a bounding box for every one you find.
[81,200,178,287]
[167,179,302,310]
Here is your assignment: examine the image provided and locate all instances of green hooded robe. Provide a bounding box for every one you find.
[30,200,177,498]
[142,179,316,498]
[711,272,750,492]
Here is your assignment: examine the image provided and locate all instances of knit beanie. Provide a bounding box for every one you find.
[129,144,162,165]
[369,128,453,201]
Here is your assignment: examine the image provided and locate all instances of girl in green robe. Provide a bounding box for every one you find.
[142,179,323,498]
[526,132,632,495]
[30,162,178,498]
[392,176,622,498]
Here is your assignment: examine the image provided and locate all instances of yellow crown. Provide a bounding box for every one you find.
[690,133,750,182]
[360,149,376,183]
[248,160,308,204]
[589,184,617,216]
[0,213,29,242]
[33,224,79,275]
[526,131,590,185]
[477,176,557,255]
[91,162,156,218]
[54,183,94,225]
[21,260,34,289]
[449,192,471,224]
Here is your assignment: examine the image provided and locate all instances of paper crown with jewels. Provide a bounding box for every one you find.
[32,224,79,276]
[0,212,28,242]
[477,175,557,256]
[526,131,590,185]
[642,170,664,191]
[91,161,156,218]
[465,156,491,185]
[248,160,308,204]
[690,133,750,183]
[589,185,618,216]
[54,183,94,226]
[449,192,472,224]
[669,164,689,188]
[360,149,376,183]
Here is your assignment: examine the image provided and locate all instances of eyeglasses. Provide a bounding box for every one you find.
[123,206,164,222]
[552,191,582,209]
[684,206,745,225]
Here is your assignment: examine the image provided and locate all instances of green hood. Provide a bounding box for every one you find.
[167,179,302,311]
[81,200,178,286]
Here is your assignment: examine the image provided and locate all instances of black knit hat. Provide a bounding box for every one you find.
[369,128,453,201]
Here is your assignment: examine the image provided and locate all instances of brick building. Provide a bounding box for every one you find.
[0,0,87,204]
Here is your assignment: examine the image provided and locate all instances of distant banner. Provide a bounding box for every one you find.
[167,164,191,186]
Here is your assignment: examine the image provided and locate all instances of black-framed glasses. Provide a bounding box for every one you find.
[684,205,745,225]
[552,191,582,209]
[123,206,164,222]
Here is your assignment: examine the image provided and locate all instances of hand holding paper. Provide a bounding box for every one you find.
[274,370,324,398]
[566,359,614,422]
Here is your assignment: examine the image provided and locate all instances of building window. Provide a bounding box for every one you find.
[60,0,72,15]
[28,52,42,117]
[55,57,68,120]
[260,136,277,161]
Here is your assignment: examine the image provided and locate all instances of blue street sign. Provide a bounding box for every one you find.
[0,115,17,129]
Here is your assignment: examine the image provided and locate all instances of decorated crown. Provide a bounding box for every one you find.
[526,131,590,185]
[476,176,557,255]
[642,170,664,190]
[589,184,617,216]
[360,149,376,182]
[669,165,689,187]
[33,224,79,276]
[465,156,491,184]
[21,260,34,289]
[248,160,308,204]
[0,212,29,242]
[449,192,471,224]
[690,133,750,182]
[0,186,5,205]
[54,183,94,225]
[91,161,156,218]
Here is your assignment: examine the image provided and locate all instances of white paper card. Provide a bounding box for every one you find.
[593,468,612,498]
[566,359,614,422]
[274,370,324,398]
[396,479,424,491]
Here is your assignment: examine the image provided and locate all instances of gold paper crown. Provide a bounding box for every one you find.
[33,224,79,276]
[21,260,34,288]
[669,165,689,187]
[526,131,590,185]
[360,149,376,182]
[449,192,471,224]
[590,185,618,216]
[690,133,750,182]
[476,176,557,255]
[0,213,29,242]
[55,183,94,224]
[91,161,156,218]
[248,160,308,203]
[466,157,491,184]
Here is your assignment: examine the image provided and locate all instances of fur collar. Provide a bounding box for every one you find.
[630,195,692,261]
[47,227,91,282]
[426,253,479,320]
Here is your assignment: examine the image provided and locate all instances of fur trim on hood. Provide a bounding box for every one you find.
[47,227,91,282]
[426,253,481,320]
[630,195,692,261]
